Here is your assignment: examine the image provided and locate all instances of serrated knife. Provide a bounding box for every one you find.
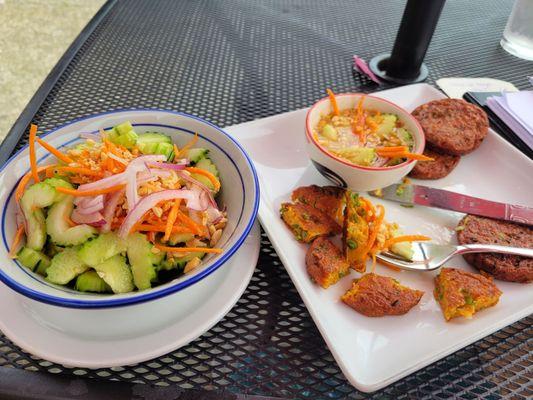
[370,184,533,226]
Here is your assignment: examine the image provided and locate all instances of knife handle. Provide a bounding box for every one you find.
[506,204,533,225]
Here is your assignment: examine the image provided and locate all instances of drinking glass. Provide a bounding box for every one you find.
[500,0,533,61]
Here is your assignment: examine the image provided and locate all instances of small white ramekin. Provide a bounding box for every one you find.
[305,93,425,192]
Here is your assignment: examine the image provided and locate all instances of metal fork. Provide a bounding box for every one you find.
[376,243,533,271]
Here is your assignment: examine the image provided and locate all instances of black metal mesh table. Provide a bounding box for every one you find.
[1,0,532,398]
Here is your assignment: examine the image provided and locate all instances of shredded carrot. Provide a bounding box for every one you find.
[45,165,55,178]
[154,244,223,254]
[36,137,74,164]
[29,124,40,183]
[56,184,126,197]
[384,235,431,249]
[54,166,102,176]
[164,199,181,241]
[147,231,156,243]
[185,167,220,191]
[375,256,401,272]
[176,210,204,236]
[9,225,25,258]
[15,165,51,202]
[363,204,385,264]
[356,95,365,118]
[326,89,340,116]
[177,133,199,158]
[173,144,179,161]
[134,224,193,234]
[376,150,434,161]
[375,146,409,154]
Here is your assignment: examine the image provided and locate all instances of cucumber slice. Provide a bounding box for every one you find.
[190,173,215,190]
[137,141,174,160]
[46,247,89,285]
[93,255,134,294]
[35,256,51,276]
[375,114,397,137]
[396,127,414,148]
[126,233,163,290]
[136,132,172,144]
[107,122,139,149]
[167,232,194,246]
[20,182,57,251]
[75,270,111,293]
[78,232,127,267]
[196,158,219,178]
[17,247,49,272]
[187,148,209,164]
[46,196,97,246]
[114,130,138,149]
[115,121,135,136]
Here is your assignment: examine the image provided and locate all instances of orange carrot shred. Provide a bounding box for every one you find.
[384,235,431,249]
[9,226,25,258]
[134,224,193,234]
[164,199,181,241]
[326,89,340,116]
[177,133,199,158]
[15,165,51,203]
[54,166,102,176]
[154,244,223,254]
[36,138,74,164]
[56,184,126,197]
[29,124,40,183]
[375,146,409,154]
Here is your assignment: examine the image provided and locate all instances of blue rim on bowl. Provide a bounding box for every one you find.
[0,109,260,309]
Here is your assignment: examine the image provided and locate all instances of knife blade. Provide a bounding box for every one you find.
[370,184,533,226]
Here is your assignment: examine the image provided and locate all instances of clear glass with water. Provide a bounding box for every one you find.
[501,0,533,61]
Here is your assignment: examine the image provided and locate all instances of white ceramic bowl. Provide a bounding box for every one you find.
[0,109,259,336]
[305,93,425,191]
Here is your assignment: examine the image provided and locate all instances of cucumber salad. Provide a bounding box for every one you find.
[11,121,226,294]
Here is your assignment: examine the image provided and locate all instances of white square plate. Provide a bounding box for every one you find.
[225,83,533,392]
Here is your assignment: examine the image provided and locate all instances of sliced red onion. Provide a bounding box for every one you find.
[78,172,127,192]
[77,155,164,195]
[72,209,106,226]
[176,171,218,209]
[206,207,222,224]
[148,162,186,171]
[74,194,104,208]
[77,202,105,215]
[124,155,166,211]
[118,189,198,237]
[101,189,124,233]
[108,152,128,165]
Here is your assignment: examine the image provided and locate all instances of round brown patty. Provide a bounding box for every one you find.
[412,99,489,155]
[408,148,460,179]
[456,215,533,283]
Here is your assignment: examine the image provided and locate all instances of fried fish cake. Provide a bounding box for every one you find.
[306,237,350,288]
[408,148,460,180]
[292,185,345,223]
[434,267,502,321]
[457,215,533,283]
[342,192,369,272]
[341,273,424,317]
[412,99,489,155]
[280,202,341,243]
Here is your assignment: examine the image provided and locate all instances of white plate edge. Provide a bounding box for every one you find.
[0,223,261,369]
